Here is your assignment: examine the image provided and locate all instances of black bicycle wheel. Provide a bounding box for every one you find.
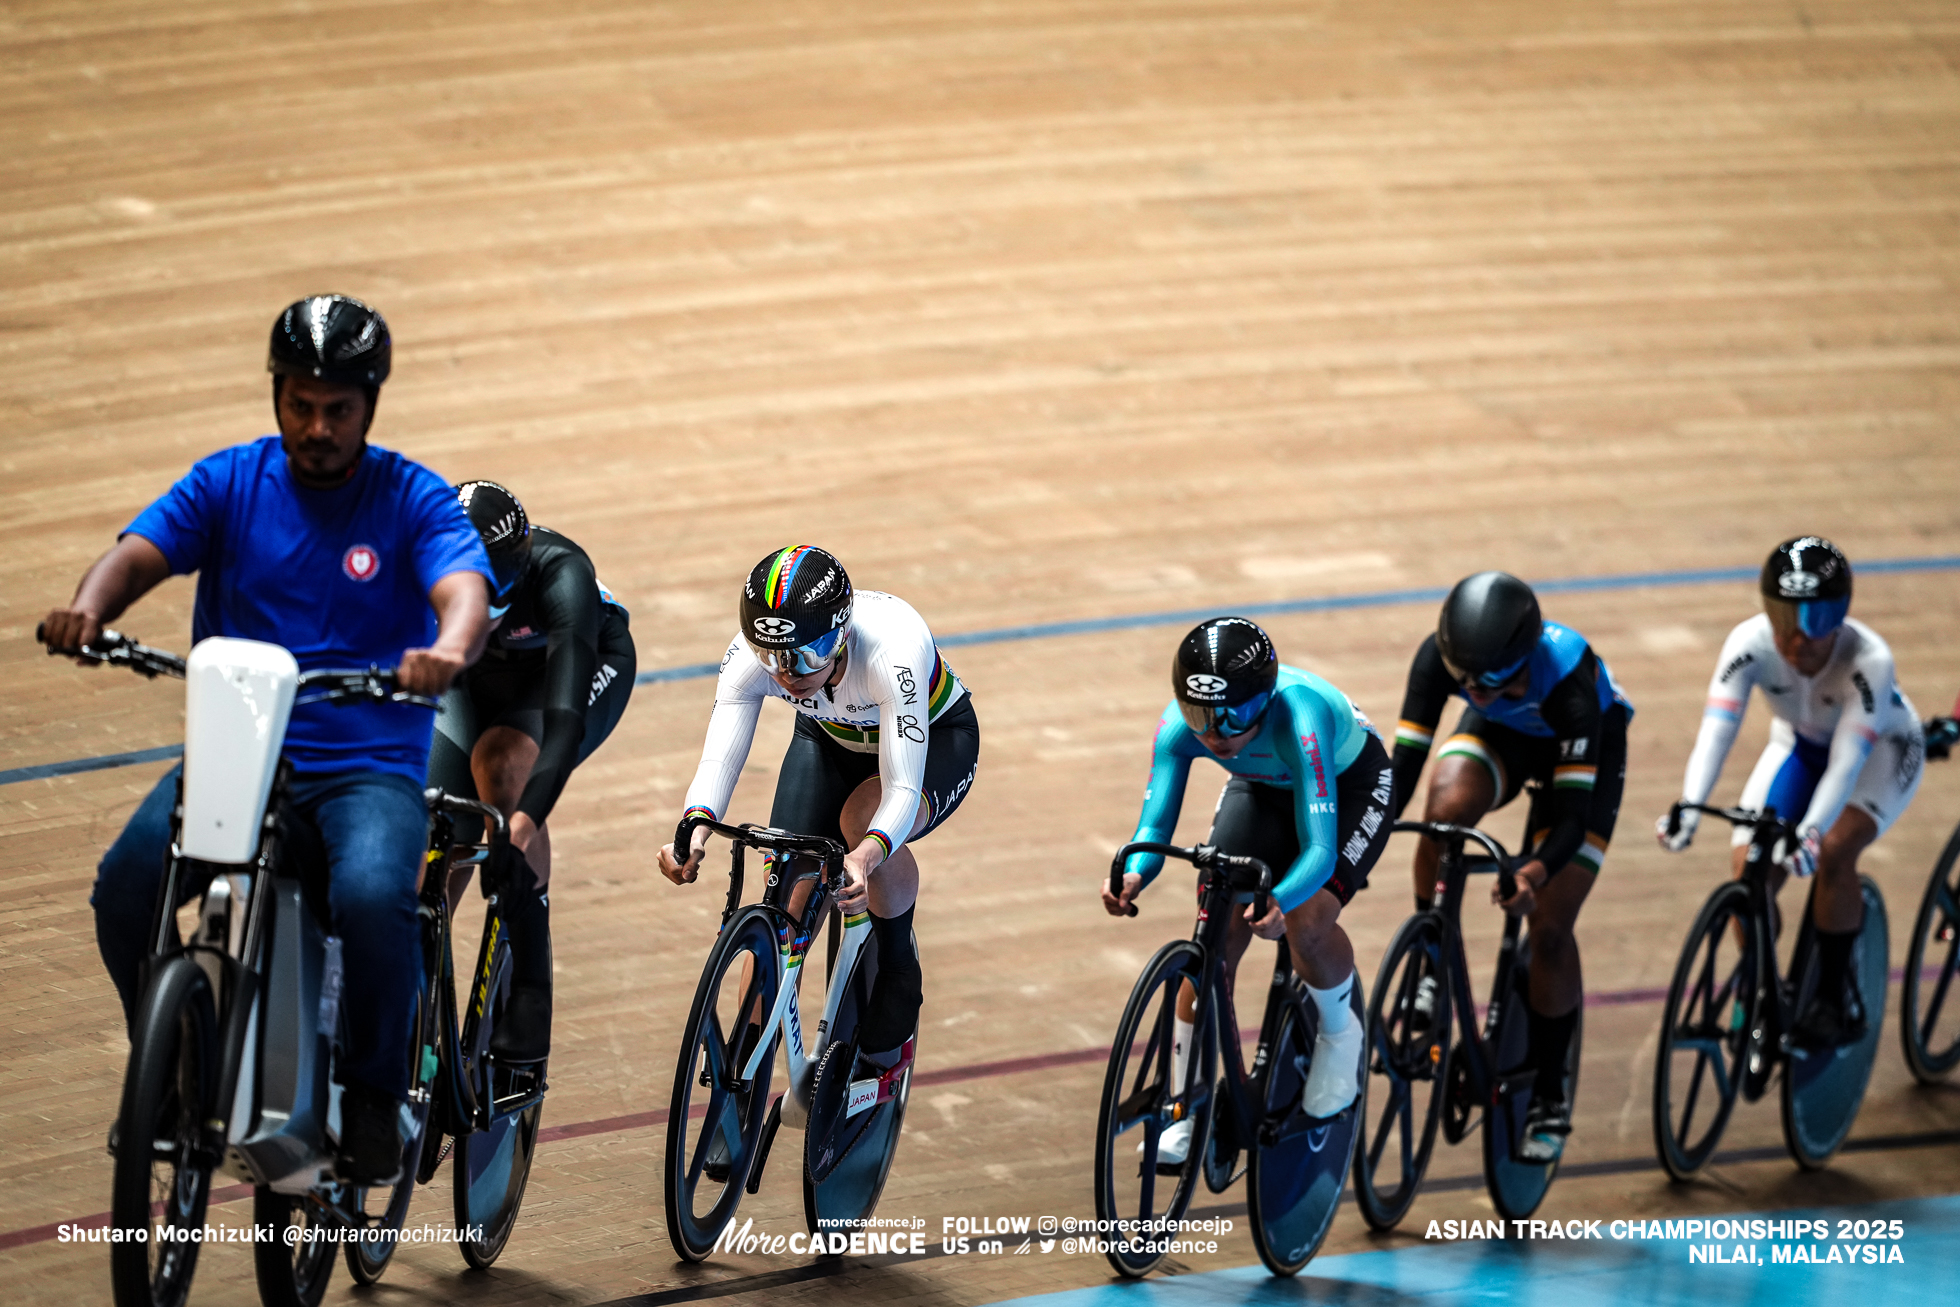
[1902,822,1960,1083]
[346,990,435,1284]
[1783,876,1889,1169]
[251,1188,339,1307]
[1482,936,1581,1220]
[1353,912,1451,1231]
[454,926,545,1268]
[1653,881,1758,1181]
[1248,980,1362,1276]
[664,907,782,1262]
[109,955,219,1307]
[804,925,912,1232]
[1092,939,1210,1279]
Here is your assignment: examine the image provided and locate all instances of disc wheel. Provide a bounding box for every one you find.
[1248,981,1363,1276]
[346,990,435,1285]
[1653,881,1759,1181]
[1902,823,1960,1083]
[664,907,781,1262]
[109,956,220,1307]
[804,926,912,1233]
[1782,876,1888,1169]
[454,929,545,1268]
[251,1189,339,1307]
[1092,940,1210,1279]
[1353,913,1451,1231]
[1482,937,1581,1221]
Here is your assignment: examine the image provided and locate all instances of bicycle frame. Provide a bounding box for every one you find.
[677,817,861,1124]
[1108,841,1282,1171]
[1394,821,1522,1135]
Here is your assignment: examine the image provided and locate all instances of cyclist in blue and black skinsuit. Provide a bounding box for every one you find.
[40,296,494,1185]
[1103,617,1394,1165]
[1390,571,1633,1163]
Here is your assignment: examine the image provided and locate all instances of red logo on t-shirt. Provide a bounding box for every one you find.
[342,544,381,582]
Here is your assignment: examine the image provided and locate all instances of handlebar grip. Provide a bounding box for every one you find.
[1664,801,1684,838]
[34,622,46,645]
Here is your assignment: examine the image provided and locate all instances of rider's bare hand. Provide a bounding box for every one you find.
[1101,871,1143,917]
[836,844,882,913]
[658,840,703,885]
[40,608,104,665]
[1245,896,1287,940]
[397,646,468,698]
[1494,861,1546,918]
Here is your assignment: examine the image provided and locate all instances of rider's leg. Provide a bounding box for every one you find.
[90,764,205,1027]
[1412,749,1500,910]
[1522,858,1596,1099]
[469,725,555,1060]
[1792,806,1878,1045]
[840,778,929,1055]
[294,770,429,1182]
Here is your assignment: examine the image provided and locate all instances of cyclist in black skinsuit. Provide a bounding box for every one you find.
[429,481,635,1061]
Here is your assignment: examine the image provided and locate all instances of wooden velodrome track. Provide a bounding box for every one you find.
[5,1,1960,1302]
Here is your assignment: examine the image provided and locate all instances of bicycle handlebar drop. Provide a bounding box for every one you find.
[1109,841,1274,922]
[1390,820,1517,900]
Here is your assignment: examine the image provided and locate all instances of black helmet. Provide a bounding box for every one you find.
[740,546,853,676]
[1436,572,1542,687]
[267,295,391,388]
[1173,617,1279,736]
[455,480,531,609]
[1760,536,1851,638]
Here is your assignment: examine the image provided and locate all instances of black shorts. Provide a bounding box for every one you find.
[769,694,979,849]
[1206,732,1393,908]
[1439,703,1628,867]
[429,609,636,821]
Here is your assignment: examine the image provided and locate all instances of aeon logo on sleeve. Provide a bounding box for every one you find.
[342,544,381,582]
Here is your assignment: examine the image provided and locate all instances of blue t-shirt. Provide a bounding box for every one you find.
[124,436,493,781]
[1125,665,1380,913]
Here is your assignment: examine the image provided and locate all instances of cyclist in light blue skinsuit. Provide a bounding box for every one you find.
[1103,617,1394,1164]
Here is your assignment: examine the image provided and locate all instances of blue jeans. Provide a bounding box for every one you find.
[92,764,428,1101]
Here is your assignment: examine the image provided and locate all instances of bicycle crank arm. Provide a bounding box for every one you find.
[845,1038,915,1119]
[745,1095,785,1195]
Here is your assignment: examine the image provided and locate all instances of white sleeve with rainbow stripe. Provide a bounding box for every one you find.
[1681,620,1760,806]
[680,636,770,830]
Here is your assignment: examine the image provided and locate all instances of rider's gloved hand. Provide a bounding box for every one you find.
[1786,827,1823,879]
[1655,806,1698,853]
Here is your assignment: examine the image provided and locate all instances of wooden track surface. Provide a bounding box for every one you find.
[4,1,1960,1302]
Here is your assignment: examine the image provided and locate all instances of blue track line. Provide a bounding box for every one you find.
[7,554,1957,789]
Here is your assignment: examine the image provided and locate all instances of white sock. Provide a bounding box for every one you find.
[1171,1017,1194,1091]
[1307,971,1355,1035]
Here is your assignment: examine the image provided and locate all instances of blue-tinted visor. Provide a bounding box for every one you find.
[1441,650,1530,691]
[749,625,845,677]
[1796,596,1849,638]
[1179,690,1271,738]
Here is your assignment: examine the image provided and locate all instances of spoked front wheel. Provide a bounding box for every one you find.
[1353,912,1452,1231]
[1653,881,1759,1181]
[1782,876,1889,1170]
[804,924,913,1233]
[1902,823,1960,1083]
[109,956,220,1307]
[664,907,782,1262]
[346,991,435,1285]
[1247,979,1363,1276]
[250,1188,339,1307]
[1093,940,1210,1279]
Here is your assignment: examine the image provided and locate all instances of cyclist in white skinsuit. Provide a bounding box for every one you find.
[659,548,979,1067]
[1659,538,1924,1047]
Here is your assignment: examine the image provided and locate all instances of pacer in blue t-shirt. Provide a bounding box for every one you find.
[42,295,493,1184]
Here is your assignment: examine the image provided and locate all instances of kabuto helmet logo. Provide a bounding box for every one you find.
[752,615,797,640]
[1185,673,1230,699]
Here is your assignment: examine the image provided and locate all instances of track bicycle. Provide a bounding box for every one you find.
[1352,820,1581,1229]
[1093,841,1363,1278]
[1901,713,1960,1083]
[1652,801,1888,1178]
[45,628,446,1307]
[663,817,917,1262]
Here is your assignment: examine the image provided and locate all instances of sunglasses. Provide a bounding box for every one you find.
[1440,652,1529,692]
[1179,690,1271,738]
[749,625,845,677]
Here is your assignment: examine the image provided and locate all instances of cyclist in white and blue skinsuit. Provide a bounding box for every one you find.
[1659,537,1923,1048]
[1104,617,1394,1164]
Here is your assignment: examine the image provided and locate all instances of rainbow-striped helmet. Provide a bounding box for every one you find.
[740,545,853,675]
